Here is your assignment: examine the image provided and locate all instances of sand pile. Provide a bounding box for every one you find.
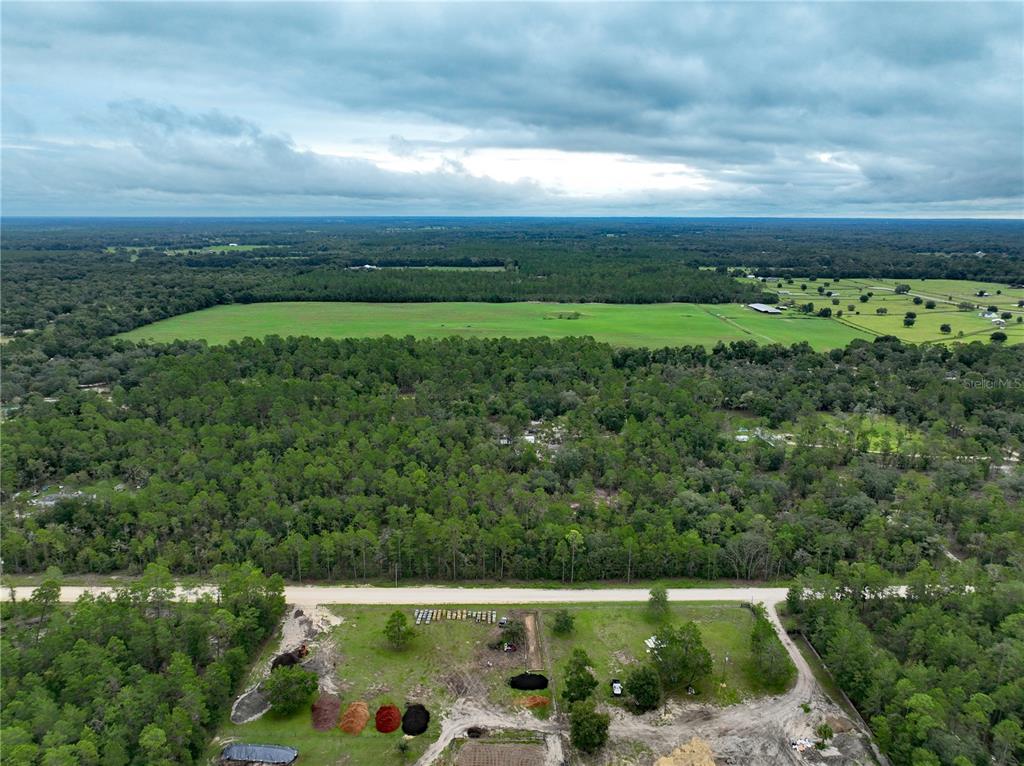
[311,694,341,731]
[654,737,716,766]
[516,695,550,708]
[230,605,344,724]
[508,673,548,690]
[375,704,401,733]
[230,686,270,724]
[402,703,430,735]
[339,701,370,735]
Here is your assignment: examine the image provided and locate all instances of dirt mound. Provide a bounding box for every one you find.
[375,704,401,733]
[508,673,548,690]
[826,715,854,733]
[402,703,430,735]
[311,693,341,731]
[230,686,270,724]
[339,701,370,735]
[516,695,550,708]
[271,644,308,670]
[654,737,716,766]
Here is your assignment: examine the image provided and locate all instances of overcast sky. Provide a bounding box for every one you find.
[2,2,1022,217]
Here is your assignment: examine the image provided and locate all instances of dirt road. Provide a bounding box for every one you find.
[522,612,542,670]
[2,584,790,605]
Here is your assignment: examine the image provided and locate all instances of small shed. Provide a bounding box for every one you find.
[219,743,299,766]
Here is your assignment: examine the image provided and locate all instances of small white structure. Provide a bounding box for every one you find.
[747,303,782,314]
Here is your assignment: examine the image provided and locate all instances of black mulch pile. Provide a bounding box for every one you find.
[402,704,430,735]
[508,673,548,690]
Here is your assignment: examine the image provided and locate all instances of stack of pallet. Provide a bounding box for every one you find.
[412,608,499,625]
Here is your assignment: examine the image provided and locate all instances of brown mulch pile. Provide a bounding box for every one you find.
[375,704,401,733]
[339,701,370,735]
[516,695,550,708]
[311,693,341,731]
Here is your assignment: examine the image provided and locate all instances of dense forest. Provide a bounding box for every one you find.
[3,335,1021,583]
[788,564,1023,765]
[0,563,285,766]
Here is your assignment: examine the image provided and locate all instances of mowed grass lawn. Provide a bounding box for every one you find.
[121,301,869,350]
[544,602,786,707]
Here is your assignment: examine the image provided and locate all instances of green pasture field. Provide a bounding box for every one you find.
[120,301,870,350]
[745,276,1024,344]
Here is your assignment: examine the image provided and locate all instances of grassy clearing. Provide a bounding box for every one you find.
[210,605,537,765]
[783,412,942,455]
[120,301,869,350]
[209,602,775,763]
[545,602,778,707]
[211,606,488,764]
[744,276,1024,344]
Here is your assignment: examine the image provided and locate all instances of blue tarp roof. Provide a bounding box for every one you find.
[220,743,298,764]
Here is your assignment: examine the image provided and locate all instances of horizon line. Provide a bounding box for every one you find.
[3,214,1023,222]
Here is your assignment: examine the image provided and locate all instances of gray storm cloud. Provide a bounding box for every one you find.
[1,2,1021,216]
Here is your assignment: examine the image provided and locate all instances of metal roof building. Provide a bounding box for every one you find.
[219,744,299,766]
[747,303,783,314]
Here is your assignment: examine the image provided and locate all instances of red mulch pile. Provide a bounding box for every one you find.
[375,704,402,733]
[339,701,370,735]
[517,695,550,708]
[311,694,341,731]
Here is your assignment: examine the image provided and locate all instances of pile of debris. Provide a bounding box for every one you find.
[311,694,341,731]
[654,737,716,766]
